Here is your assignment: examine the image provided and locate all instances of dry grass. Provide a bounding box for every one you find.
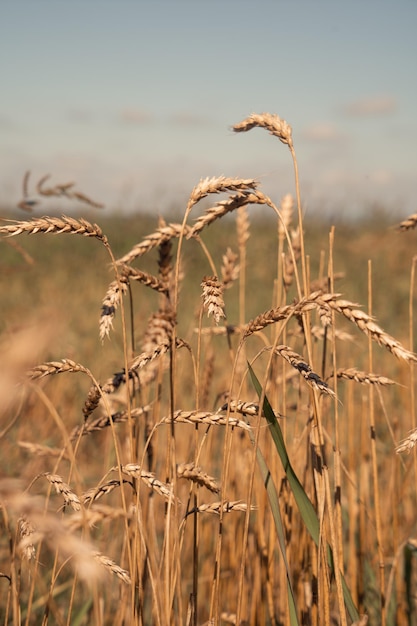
[1,112,417,626]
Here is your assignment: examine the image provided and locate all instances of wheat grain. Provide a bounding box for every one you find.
[232,112,293,147]
[158,410,252,431]
[0,215,107,243]
[129,342,171,372]
[331,368,396,386]
[72,405,151,439]
[329,298,417,362]
[43,473,81,511]
[396,213,417,231]
[273,345,336,398]
[243,291,333,337]
[278,193,294,237]
[26,359,90,379]
[195,325,242,336]
[396,429,417,454]
[221,247,240,289]
[100,266,169,341]
[310,273,345,293]
[121,264,169,294]
[117,464,174,501]
[82,480,130,505]
[99,276,128,341]
[236,205,250,248]
[157,216,173,292]
[82,384,102,420]
[34,174,104,208]
[220,612,250,626]
[307,325,354,343]
[92,551,131,584]
[81,369,140,420]
[188,190,265,237]
[18,441,66,458]
[177,462,219,494]
[282,227,301,291]
[141,311,176,352]
[187,500,253,515]
[18,516,36,561]
[220,399,262,417]
[67,504,130,531]
[187,176,258,211]
[201,276,226,324]
[116,223,192,266]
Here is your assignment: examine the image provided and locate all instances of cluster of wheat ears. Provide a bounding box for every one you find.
[1,112,417,626]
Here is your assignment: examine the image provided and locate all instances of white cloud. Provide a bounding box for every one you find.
[119,109,153,125]
[167,112,214,128]
[66,109,95,124]
[301,123,347,142]
[367,169,393,185]
[343,95,397,116]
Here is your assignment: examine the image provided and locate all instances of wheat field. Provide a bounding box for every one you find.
[1,113,417,626]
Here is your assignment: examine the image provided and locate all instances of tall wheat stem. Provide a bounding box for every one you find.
[367,260,386,625]
[409,257,417,506]
[329,227,344,569]
[289,146,347,624]
[289,144,307,297]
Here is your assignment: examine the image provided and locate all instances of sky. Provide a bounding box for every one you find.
[1,0,416,219]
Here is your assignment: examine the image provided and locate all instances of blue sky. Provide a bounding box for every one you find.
[1,1,416,218]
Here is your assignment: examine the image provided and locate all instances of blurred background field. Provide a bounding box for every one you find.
[1,206,415,376]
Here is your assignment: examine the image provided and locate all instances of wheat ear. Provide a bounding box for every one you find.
[0,215,107,243]
[232,112,293,147]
